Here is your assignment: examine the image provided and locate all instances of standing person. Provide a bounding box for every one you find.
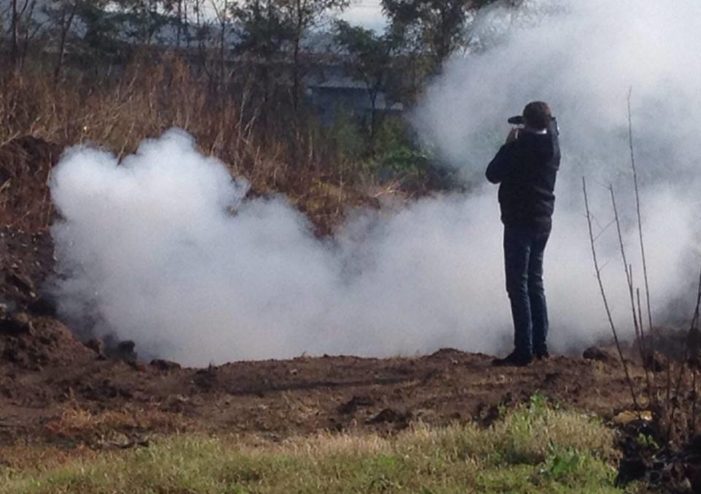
[486,101,561,366]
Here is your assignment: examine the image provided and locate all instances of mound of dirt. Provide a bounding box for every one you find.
[0,135,59,316]
[0,314,92,372]
[0,135,60,231]
[0,226,55,309]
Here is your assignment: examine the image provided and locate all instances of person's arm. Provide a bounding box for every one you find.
[485,141,517,184]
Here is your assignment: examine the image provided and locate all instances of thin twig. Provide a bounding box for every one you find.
[686,270,701,437]
[628,88,654,334]
[637,289,644,352]
[692,369,698,435]
[610,185,653,403]
[666,271,700,440]
[610,189,642,342]
[584,177,639,409]
[668,354,688,441]
[692,268,701,331]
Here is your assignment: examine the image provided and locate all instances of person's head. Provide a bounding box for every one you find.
[522,101,552,130]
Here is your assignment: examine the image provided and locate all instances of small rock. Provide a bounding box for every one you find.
[337,395,374,414]
[366,407,411,426]
[7,272,36,298]
[128,361,147,372]
[85,338,105,357]
[106,340,138,363]
[27,296,57,317]
[583,346,615,363]
[0,312,32,335]
[150,359,181,371]
[427,348,464,360]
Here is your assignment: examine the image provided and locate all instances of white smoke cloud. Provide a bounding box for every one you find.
[415,0,701,335]
[50,0,700,366]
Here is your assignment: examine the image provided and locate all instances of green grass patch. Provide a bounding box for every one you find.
[0,397,627,494]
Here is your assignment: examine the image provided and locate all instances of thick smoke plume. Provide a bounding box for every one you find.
[51,0,700,366]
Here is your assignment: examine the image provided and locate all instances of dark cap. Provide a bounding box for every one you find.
[522,101,552,130]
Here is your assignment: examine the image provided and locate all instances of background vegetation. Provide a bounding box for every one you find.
[0,0,513,232]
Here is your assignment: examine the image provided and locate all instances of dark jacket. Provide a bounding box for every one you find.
[485,120,560,231]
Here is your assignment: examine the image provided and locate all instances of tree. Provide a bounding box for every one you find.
[209,0,231,88]
[232,0,349,145]
[114,0,172,45]
[73,1,128,65]
[43,0,80,81]
[6,0,42,72]
[381,0,496,73]
[234,0,293,61]
[160,0,189,48]
[9,0,19,69]
[278,0,349,113]
[334,20,398,143]
[233,0,294,135]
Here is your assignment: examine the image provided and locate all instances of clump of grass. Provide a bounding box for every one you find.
[0,397,624,494]
[42,406,190,445]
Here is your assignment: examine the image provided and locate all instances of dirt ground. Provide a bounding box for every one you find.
[0,135,643,450]
[0,315,640,446]
[0,218,640,449]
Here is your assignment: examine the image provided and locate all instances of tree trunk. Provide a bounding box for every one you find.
[369,91,378,145]
[176,0,183,48]
[183,0,190,48]
[17,0,37,72]
[54,1,78,83]
[219,17,225,91]
[9,0,19,71]
[291,0,303,113]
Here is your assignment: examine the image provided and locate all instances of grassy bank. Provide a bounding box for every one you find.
[0,397,630,494]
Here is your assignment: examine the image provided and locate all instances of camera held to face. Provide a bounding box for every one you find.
[507,114,558,137]
[508,115,525,126]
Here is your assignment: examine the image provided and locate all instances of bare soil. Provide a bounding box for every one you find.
[0,135,641,449]
[0,317,639,446]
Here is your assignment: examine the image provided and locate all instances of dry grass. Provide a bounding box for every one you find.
[0,443,100,471]
[0,397,627,494]
[0,59,380,234]
[43,405,190,444]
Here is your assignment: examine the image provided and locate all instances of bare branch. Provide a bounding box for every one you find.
[610,184,653,403]
[692,268,701,331]
[628,88,653,334]
[584,177,639,409]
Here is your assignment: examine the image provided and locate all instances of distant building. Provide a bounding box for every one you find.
[305,64,403,126]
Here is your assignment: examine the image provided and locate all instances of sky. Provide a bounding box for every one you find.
[339,0,386,31]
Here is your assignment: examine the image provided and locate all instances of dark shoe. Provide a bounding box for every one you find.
[492,351,533,367]
[535,351,550,360]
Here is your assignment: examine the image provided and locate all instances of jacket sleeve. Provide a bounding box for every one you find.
[485,142,516,184]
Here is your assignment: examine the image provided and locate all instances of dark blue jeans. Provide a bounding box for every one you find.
[503,225,550,358]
